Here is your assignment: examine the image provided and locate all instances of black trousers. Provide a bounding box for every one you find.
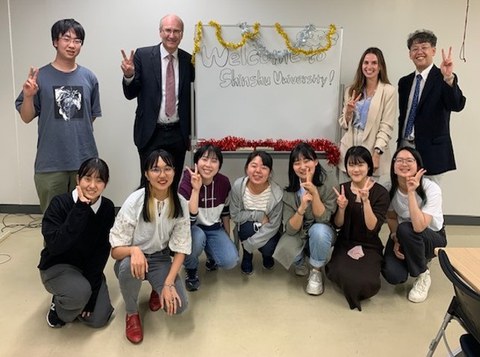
[382,221,446,284]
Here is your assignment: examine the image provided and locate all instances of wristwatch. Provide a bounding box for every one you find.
[374,147,383,155]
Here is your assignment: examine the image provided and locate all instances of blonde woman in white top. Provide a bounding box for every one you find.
[109,150,191,344]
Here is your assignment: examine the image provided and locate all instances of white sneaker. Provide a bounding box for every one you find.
[294,260,308,277]
[408,269,431,303]
[306,269,324,295]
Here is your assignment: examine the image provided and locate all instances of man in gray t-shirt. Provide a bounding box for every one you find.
[15,18,102,212]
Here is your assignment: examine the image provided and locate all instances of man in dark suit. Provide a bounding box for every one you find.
[121,14,195,185]
[397,30,466,181]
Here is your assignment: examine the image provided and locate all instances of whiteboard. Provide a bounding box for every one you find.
[194,24,343,141]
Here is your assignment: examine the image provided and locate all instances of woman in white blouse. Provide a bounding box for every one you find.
[109,149,191,344]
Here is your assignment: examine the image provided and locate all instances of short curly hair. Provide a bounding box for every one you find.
[407,29,437,49]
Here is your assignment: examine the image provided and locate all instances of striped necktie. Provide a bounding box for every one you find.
[165,54,175,117]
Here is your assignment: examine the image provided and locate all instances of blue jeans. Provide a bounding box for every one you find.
[184,225,239,270]
[305,223,336,269]
[114,251,188,314]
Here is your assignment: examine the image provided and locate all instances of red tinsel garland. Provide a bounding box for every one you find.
[197,136,340,166]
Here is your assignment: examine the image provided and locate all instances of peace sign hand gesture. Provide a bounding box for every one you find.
[300,167,316,195]
[406,168,426,193]
[333,185,348,210]
[120,49,135,78]
[22,67,39,97]
[358,177,375,203]
[440,47,454,79]
[187,165,202,191]
[345,89,361,123]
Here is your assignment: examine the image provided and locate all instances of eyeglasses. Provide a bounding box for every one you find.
[149,166,174,175]
[410,45,432,54]
[59,36,83,45]
[394,157,416,165]
[161,28,182,36]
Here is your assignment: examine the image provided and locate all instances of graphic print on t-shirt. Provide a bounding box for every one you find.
[53,85,83,121]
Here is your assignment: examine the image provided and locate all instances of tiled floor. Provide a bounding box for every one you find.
[0,213,478,356]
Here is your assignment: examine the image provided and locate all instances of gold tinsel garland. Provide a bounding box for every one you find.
[192,20,260,64]
[191,21,337,64]
[209,20,261,49]
[191,21,203,64]
[274,23,336,56]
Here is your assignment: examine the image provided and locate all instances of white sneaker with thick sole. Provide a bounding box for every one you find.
[306,269,324,295]
[408,269,431,303]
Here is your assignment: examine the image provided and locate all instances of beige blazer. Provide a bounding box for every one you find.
[338,81,397,176]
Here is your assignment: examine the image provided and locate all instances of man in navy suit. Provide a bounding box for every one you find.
[397,30,466,181]
[121,14,195,185]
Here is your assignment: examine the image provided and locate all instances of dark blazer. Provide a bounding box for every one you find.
[123,44,195,151]
[397,65,466,175]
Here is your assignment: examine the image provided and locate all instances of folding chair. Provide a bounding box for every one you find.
[426,249,480,356]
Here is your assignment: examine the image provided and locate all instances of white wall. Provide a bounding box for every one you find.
[1,0,479,216]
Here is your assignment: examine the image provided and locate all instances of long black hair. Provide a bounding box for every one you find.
[389,146,427,204]
[285,142,326,192]
[142,149,182,222]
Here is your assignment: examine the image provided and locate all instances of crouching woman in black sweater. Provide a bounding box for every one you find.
[39,158,115,328]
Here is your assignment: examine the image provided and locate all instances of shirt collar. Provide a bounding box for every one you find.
[72,189,102,213]
[415,63,434,81]
[160,43,178,60]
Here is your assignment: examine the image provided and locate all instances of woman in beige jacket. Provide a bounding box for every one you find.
[339,47,396,183]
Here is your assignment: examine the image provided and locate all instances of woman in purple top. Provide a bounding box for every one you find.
[179,145,239,291]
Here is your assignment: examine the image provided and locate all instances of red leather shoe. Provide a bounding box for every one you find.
[125,313,143,344]
[148,290,161,311]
